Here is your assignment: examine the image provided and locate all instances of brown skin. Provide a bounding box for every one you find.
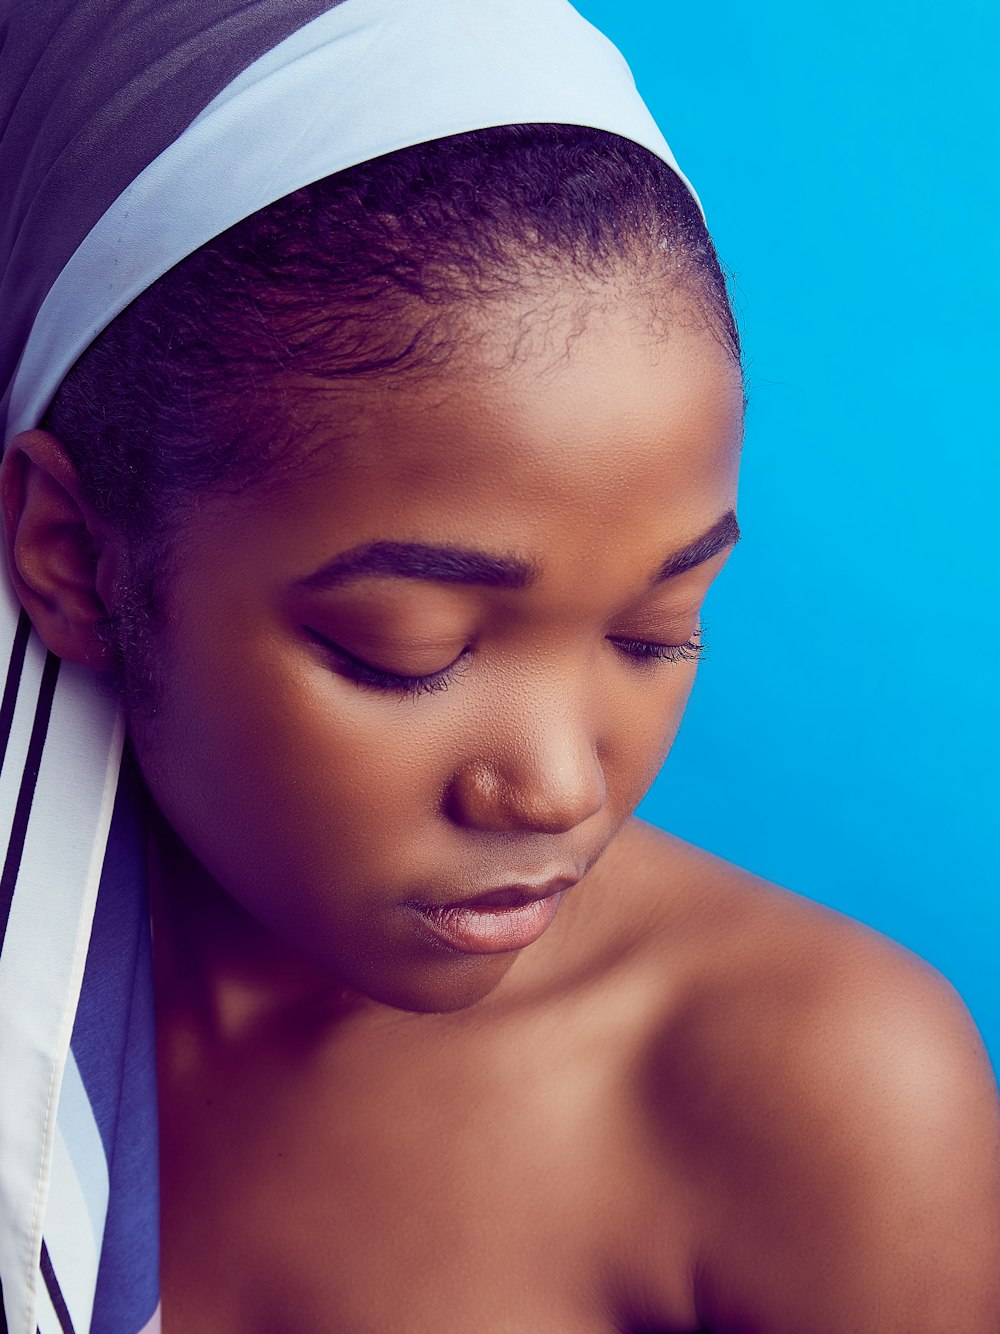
[2,278,999,1332]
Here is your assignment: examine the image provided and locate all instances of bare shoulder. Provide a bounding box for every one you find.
[622,819,1000,1333]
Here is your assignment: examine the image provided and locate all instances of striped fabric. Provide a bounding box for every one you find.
[0,592,126,1334]
[0,1,692,1328]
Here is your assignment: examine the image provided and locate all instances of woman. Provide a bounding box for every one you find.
[0,1,997,1331]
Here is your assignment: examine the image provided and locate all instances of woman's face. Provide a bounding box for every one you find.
[131,278,744,1013]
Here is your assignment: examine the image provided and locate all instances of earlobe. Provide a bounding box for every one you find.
[0,429,117,670]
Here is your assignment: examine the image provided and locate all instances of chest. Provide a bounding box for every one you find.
[156,1022,700,1333]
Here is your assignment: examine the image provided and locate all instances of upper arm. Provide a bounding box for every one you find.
[686,932,1000,1333]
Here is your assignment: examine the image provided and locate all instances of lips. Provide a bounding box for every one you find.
[412,876,577,912]
[404,875,578,955]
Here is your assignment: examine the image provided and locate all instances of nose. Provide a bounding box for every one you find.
[445,700,607,835]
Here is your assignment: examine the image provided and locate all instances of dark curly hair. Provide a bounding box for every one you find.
[42,123,740,708]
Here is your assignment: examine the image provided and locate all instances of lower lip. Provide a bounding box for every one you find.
[406,892,566,955]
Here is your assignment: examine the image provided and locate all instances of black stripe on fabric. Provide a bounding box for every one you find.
[39,1241,76,1334]
[0,610,32,772]
[0,1270,8,1334]
[0,650,60,950]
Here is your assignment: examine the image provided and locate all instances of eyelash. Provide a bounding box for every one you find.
[310,630,708,700]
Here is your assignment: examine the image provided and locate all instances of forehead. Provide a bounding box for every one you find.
[183,289,743,597]
[298,291,739,501]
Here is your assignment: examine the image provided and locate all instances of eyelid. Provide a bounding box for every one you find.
[305,629,466,687]
[306,624,708,703]
[609,631,707,666]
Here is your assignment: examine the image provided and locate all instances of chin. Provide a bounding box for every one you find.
[357,952,518,1015]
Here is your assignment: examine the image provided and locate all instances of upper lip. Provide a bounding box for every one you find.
[409,875,579,911]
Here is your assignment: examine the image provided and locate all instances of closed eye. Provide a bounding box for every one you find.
[306,628,708,701]
[610,633,707,666]
[306,630,468,697]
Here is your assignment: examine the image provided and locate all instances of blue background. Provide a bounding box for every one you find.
[575,0,998,1066]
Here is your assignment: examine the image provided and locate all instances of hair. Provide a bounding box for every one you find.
[42,123,741,709]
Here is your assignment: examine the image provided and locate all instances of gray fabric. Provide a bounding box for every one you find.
[0,0,345,434]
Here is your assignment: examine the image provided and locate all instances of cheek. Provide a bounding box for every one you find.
[131,627,698,928]
[130,643,438,923]
[623,666,697,794]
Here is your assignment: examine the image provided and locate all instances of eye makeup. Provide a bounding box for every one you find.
[305,628,708,701]
[311,633,471,697]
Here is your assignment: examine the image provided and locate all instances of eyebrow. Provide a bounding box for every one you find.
[653,508,741,583]
[298,509,740,593]
[299,540,538,591]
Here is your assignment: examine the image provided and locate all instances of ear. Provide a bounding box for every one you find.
[0,429,122,670]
